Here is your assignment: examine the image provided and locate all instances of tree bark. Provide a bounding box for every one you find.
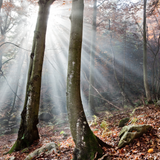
[9,0,55,152]
[67,0,103,159]
[143,0,152,102]
[0,0,3,12]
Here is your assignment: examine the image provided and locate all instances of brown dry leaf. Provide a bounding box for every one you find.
[119,148,125,154]
[148,148,154,153]
[135,157,139,160]
[132,150,138,153]
[137,141,140,146]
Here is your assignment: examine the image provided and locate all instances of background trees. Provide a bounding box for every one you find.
[143,0,152,102]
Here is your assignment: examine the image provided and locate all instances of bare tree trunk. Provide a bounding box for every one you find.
[88,0,97,115]
[9,0,55,152]
[67,0,105,159]
[0,0,3,12]
[143,0,152,102]
[0,36,6,71]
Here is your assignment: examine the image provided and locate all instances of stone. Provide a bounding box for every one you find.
[118,124,152,148]
[39,112,53,122]
[25,142,56,160]
[118,117,130,127]
[156,100,160,106]
[8,156,15,160]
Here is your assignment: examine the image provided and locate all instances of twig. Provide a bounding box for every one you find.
[0,42,30,52]
[98,154,110,160]
[2,58,14,65]
[93,152,98,160]
[0,41,65,52]
[0,70,22,101]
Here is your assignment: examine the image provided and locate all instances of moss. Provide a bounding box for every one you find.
[81,131,103,160]
[21,148,29,153]
[8,141,18,154]
[8,133,33,154]
[118,117,130,127]
[72,129,103,160]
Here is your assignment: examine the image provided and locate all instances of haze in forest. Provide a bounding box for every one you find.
[0,1,159,157]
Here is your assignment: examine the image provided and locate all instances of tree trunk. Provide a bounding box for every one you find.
[143,0,152,102]
[67,0,103,159]
[0,0,3,12]
[0,36,6,71]
[9,0,55,152]
[88,0,97,115]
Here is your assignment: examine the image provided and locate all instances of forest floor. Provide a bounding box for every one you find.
[0,104,160,160]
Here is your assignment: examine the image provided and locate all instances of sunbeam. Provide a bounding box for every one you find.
[0,1,159,158]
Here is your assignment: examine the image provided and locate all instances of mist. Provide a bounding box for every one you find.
[0,0,159,135]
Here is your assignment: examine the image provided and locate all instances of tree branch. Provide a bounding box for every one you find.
[0,70,22,101]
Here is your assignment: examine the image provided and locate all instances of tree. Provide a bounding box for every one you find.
[0,0,2,12]
[9,0,55,152]
[0,0,26,70]
[143,0,152,102]
[88,0,97,115]
[66,0,111,159]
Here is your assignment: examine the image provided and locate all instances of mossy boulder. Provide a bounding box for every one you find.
[118,124,152,148]
[25,142,56,160]
[8,156,15,160]
[118,117,130,127]
[156,100,160,106]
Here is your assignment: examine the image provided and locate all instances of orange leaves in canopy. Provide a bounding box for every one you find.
[2,1,22,13]
[62,1,65,5]
[2,1,15,12]
[27,0,38,4]
[62,1,72,6]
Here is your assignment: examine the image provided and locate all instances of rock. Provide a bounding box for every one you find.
[8,156,15,160]
[118,124,152,148]
[118,117,130,127]
[156,100,160,106]
[39,112,53,122]
[25,142,56,160]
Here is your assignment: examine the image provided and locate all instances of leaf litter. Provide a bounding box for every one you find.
[0,104,160,159]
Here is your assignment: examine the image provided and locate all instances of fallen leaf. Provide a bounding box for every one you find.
[148,148,154,153]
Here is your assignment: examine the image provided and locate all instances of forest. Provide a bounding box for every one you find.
[0,0,160,159]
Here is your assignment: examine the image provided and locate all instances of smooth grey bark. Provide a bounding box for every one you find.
[9,0,55,152]
[67,0,104,159]
[0,0,3,12]
[0,37,5,71]
[143,0,152,102]
[88,0,97,115]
